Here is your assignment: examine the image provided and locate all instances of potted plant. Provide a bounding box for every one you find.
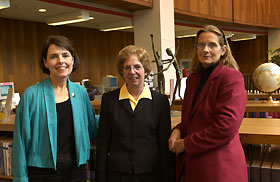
[269,48,280,66]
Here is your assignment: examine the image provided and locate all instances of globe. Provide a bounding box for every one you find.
[252,62,280,94]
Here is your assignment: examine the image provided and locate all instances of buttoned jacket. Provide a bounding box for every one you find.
[96,88,175,182]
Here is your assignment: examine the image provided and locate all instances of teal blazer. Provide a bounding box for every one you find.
[12,77,98,182]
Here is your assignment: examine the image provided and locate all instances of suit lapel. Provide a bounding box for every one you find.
[119,99,134,115]
[181,73,200,133]
[190,64,222,118]
[134,98,151,114]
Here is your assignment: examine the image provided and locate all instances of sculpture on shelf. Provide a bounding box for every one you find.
[252,62,280,103]
[150,34,183,105]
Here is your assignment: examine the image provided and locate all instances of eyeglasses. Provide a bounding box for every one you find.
[123,64,143,72]
[196,42,219,50]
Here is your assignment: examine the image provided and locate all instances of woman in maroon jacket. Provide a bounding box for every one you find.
[169,25,247,182]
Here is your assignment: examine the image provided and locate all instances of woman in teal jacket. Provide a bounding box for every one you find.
[12,35,98,182]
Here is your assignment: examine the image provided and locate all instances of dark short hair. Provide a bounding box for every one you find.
[117,45,151,78]
[39,35,80,74]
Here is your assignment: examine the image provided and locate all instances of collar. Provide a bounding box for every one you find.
[119,83,152,102]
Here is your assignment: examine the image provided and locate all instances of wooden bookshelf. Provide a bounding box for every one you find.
[91,100,101,115]
[246,100,280,112]
[170,100,280,113]
[0,115,15,131]
[0,115,14,180]
[0,172,12,180]
[239,118,280,145]
[245,100,280,118]
[247,93,280,100]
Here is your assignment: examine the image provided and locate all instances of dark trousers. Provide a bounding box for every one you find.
[27,153,86,182]
[107,169,160,182]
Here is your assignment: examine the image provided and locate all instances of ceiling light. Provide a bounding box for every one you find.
[176,30,198,38]
[0,0,10,10]
[231,34,256,41]
[99,19,133,32]
[38,8,47,13]
[46,11,90,26]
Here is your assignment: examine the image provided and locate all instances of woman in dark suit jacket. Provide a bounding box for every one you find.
[96,45,175,182]
[169,25,247,182]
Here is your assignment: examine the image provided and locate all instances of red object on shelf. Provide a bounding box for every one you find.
[182,69,189,77]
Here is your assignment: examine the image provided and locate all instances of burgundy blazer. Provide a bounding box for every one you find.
[178,63,247,182]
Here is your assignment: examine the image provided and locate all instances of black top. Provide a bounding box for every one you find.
[56,98,75,155]
[198,62,219,93]
[192,62,219,109]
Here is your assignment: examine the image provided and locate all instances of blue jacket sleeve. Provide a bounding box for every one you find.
[12,93,31,182]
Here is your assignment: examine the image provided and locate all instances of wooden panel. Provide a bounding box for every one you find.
[233,0,280,27]
[229,36,268,73]
[0,18,133,95]
[174,0,232,22]
[175,37,196,61]
[174,0,280,27]
[80,0,152,11]
[0,18,268,95]
[176,35,268,74]
[209,0,232,21]
[174,0,209,16]
[270,0,280,26]
[189,0,209,15]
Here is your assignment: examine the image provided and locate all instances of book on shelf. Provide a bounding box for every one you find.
[261,145,272,182]
[242,144,280,182]
[272,145,280,182]
[272,162,280,182]
[0,136,13,177]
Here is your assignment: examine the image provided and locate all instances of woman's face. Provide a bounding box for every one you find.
[123,54,145,90]
[44,44,74,80]
[196,32,226,68]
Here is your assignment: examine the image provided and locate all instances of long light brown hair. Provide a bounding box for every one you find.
[191,25,239,73]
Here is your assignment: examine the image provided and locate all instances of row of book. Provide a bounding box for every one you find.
[243,73,280,94]
[243,73,256,92]
[243,144,280,182]
[0,139,97,181]
[0,136,12,177]
[245,112,280,118]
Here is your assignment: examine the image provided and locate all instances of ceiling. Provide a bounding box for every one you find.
[0,0,268,37]
[0,0,132,30]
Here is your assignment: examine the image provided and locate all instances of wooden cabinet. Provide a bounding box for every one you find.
[209,0,232,22]
[174,0,280,28]
[174,0,232,22]
[233,0,280,27]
